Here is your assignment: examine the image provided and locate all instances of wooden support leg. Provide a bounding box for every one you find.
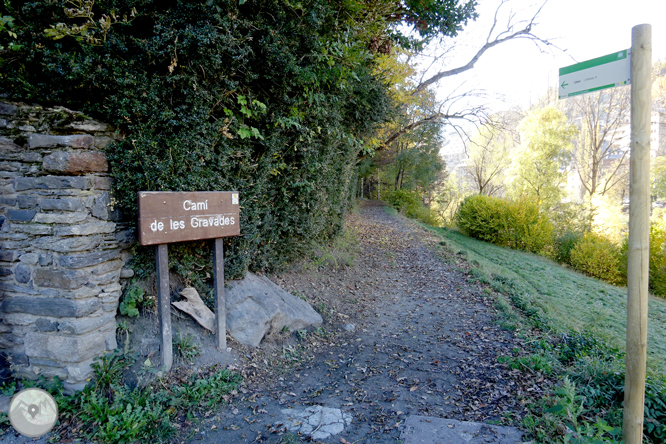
[213,238,227,350]
[156,244,173,372]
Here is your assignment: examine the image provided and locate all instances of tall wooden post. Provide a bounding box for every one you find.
[624,23,651,444]
[213,238,226,350]
[156,244,173,372]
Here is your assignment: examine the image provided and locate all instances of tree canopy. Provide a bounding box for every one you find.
[0,0,478,279]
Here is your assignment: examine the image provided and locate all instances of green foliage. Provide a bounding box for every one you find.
[31,350,241,443]
[569,233,624,285]
[510,106,576,210]
[0,0,404,282]
[553,230,584,265]
[386,188,439,226]
[385,121,446,194]
[649,220,666,297]
[174,334,201,365]
[505,198,553,253]
[652,156,666,200]
[0,13,21,51]
[118,285,144,317]
[455,194,508,244]
[455,194,552,254]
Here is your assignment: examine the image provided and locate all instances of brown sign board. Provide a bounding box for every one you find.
[138,191,240,246]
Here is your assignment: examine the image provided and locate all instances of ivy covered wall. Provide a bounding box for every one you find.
[1,0,395,285]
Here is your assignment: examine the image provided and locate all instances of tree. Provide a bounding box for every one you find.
[388,122,446,192]
[509,106,576,209]
[462,109,521,196]
[379,0,554,149]
[566,87,631,200]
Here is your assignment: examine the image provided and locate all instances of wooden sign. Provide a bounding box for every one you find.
[138,191,240,246]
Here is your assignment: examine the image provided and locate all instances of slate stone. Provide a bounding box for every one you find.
[33,268,87,289]
[28,133,94,149]
[0,282,60,297]
[32,235,101,252]
[2,297,100,317]
[66,358,96,382]
[54,222,115,236]
[38,254,53,266]
[225,272,323,347]
[91,192,112,220]
[59,250,120,269]
[0,103,16,115]
[19,152,42,163]
[24,330,106,363]
[18,125,36,132]
[14,264,31,284]
[15,176,92,191]
[33,212,88,224]
[14,224,53,235]
[0,334,21,348]
[39,197,84,212]
[0,197,17,206]
[0,137,20,152]
[7,209,35,222]
[0,267,11,277]
[17,195,37,209]
[94,176,112,190]
[19,253,39,265]
[94,136,114,149]
[0,119,6,128]
[58,313,115,335]
[0,215,5,229]
[35,318,59,332]
[42,150,108,174]
[69,120,110,132]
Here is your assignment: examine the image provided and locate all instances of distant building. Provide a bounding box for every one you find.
[614,111,666,158]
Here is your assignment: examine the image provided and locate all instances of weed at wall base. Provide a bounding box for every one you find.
[0,350,241,443]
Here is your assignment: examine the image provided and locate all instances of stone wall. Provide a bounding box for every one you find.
[0,101,132,391]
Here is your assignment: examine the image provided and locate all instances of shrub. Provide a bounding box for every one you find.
[504,198,553,254]
[387,189,439,226]
[455,194,553,254]
[455,194,509,245]
[553,230,584,265]
[569,233,624,285]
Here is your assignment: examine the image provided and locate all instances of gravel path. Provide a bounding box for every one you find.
[186,201,541,443]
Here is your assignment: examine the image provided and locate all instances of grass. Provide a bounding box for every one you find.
[422,225,666,443]
[431,226,666,378]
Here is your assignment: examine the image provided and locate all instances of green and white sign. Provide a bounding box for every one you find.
[559,50,631,99]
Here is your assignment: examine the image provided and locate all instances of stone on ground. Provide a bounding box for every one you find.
[225,272,323,347]
[400,416,524,444]
[279,405,352,440]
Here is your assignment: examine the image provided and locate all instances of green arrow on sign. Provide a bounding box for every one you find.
[561,81,569,89]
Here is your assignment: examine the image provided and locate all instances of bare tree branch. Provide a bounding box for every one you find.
[413,0,552,95]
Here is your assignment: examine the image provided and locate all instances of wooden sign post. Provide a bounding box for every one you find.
[560,25,652,442]
[624,24,651,444]
[137,191,241,372]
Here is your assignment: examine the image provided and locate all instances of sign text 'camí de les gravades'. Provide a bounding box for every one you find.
[137,191,240,246]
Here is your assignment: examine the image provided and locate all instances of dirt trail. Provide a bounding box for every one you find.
[188,201,541,443]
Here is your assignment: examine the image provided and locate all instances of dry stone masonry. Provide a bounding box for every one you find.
[0,101,132,391]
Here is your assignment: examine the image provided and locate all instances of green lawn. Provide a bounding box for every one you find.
[431,227,666,378]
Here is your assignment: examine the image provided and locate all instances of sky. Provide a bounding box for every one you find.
[430,0,666,121]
